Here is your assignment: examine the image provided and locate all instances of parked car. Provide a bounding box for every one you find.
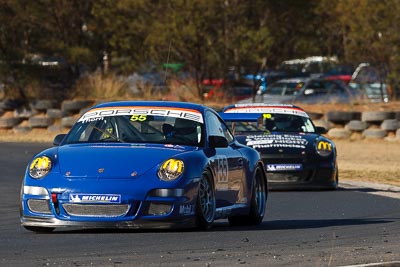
[20,101,268,232]
[243,69,288,95]
[203,79,254,101]
[220,103,338,190]
[348,63,390,102]
[277,56,339,78]
[321,64,355,84]
[238,77,364,104]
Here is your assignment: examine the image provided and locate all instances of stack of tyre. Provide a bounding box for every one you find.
[313,111,400,140]
[0,99,93,133]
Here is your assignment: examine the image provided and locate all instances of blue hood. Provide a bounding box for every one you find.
[55,144,194,178]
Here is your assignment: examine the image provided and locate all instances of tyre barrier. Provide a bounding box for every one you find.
[0,101,400,141]
[345,120,368,132]
[326,111,361,124]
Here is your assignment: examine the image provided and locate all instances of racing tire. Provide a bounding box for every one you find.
[228,166,267,226]
[196,169,216,230]
[23,226,55,233]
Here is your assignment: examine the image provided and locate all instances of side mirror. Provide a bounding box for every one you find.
[315,126,327,134]
[208,135,228,148]
[53,134,67,146]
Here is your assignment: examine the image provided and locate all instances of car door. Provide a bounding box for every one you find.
[205,111,246,208]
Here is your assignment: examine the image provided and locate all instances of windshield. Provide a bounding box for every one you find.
[227,114,315,133]
[266,82,304,96]
[63,106,204,146]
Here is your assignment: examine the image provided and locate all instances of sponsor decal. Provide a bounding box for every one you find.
[245,134,308,149]
[267,164,303,172]
[317,141,332,156]
[78,106,204,123]
[179,204,195,215]
[30,156,51,172]
[69,194,121,203]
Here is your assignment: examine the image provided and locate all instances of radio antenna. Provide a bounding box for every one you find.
[163,40,172,84]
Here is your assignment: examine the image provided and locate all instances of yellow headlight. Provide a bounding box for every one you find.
[316,141,333,157]
[29,156,52,178]
[157,159,184,181]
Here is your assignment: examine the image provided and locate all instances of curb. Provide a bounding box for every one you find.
[340,180,400,199]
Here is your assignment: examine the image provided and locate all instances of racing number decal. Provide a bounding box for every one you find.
[130,115,147,122]
[216,156,229,183]
[263,113,272,119]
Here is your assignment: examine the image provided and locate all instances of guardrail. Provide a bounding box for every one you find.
[1,100,400,141]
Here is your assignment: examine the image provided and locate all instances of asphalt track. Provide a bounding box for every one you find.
[1,142,399,266]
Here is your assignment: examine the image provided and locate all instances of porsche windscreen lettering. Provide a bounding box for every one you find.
[225,107,309,118]
[78,107,204,123]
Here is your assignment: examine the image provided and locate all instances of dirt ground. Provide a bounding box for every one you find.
[1,128,399,187]
[334,139,400,187]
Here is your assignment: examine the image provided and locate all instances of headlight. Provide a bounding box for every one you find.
[316,141,333,157]
[157,159,184,181]
[29,156,52,178]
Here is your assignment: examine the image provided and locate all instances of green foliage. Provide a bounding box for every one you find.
[1,0,400,99]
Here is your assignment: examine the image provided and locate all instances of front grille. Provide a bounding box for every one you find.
[268,171,314,182]
[262,154,305,162]
[62,204,130,217]
[27,199,52,214]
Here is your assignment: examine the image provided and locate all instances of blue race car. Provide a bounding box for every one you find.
[20,101,267,232]
[221,103,338,190]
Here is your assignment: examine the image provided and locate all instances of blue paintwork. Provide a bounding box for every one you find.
[20,101,266,231]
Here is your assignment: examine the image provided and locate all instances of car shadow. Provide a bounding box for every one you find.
[337,186,400,194]
[43,217,396,234]
[213,217,397,232]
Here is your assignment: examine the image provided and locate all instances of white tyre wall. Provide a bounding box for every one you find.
[381,119,399,131]
[0,117,22,128]
[362,129,387,138]
[326,111,360,124]
[327,128,352,139]
[361,111,393,122]
[345,120,368,131]
[29,116,54,128]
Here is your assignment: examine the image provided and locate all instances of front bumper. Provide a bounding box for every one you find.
[265,161,338,190]
[20,177,200,230]
[21,214,196,230]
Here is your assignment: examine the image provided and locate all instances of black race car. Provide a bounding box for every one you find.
[221,103,338,190]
